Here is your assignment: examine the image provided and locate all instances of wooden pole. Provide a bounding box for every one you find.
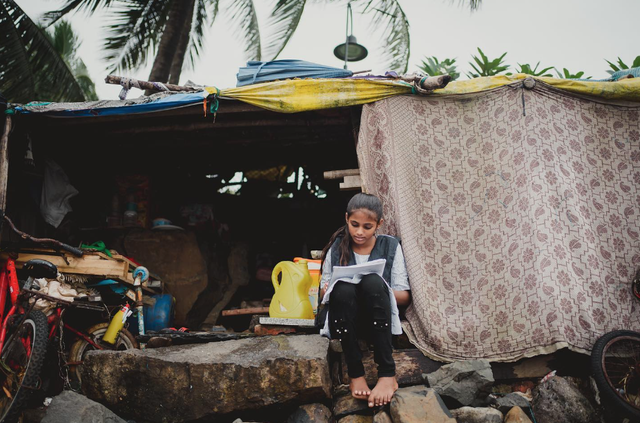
[0,115,12,216]
[221,307,269,317]
[104,75,199,94]
[323,169,360,179]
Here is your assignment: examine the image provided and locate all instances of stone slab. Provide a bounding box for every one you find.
[259,317,316,327]
[81,334,331,422]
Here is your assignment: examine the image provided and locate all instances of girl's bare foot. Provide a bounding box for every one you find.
[368,376,398,407]
[349,376,371,400]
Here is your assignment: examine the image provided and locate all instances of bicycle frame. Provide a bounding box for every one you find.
[46,307,105,352]
[0,256,25,352]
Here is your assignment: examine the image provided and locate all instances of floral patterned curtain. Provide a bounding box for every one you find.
[357,82,640,361]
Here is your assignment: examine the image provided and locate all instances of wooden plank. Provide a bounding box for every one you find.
[0,249,156,293]
[221,307,269,317]
[339,175,362,190]
[8,252,128,278]
[323,169,360,179]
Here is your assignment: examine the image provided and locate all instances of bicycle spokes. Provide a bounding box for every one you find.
[603,337,640,409]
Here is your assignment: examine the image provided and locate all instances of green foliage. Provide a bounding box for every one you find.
[467,48,509,78]
[515,62,554,77]
[419,56,460,80]
[45,21,98,100]
[555,68,591,80]
[605,56,640,75]
[0,0,88,103]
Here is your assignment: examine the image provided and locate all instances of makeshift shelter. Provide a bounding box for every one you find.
[1,73,639,362]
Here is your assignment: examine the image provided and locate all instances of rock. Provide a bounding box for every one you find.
[339,349,442,388]
[41,390,126,423]
[495,392,531,415]
[390,386,455,423]
[505,406,533,423]
[287,403,333,423]
[450,406,503,423]
[532,376,599,423]
[333,394,369,419]
[82,335,331,422]
[424,359,494,407]
[372,410,392,423]
[339,416,372,423]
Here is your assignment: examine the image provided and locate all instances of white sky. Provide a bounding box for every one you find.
[18,0,640,100]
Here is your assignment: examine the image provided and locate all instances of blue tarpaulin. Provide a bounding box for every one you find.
[236,60,352,87]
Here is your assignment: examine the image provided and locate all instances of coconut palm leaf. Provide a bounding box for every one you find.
[42,0,120,26]
[0,0,86,103]
[47,21,98,100]
[262,0,306,61]
[103,0,169,73]
[42,0,122,27]
[226,0,262,61]
[185,0,211,70]
[457,0,482,11]
[362,0,410,73]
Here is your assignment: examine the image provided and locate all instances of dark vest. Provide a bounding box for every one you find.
[330,234,399,282]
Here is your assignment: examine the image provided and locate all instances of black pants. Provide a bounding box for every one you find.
[329,274,395,378]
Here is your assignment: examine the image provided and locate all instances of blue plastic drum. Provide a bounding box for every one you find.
[144,294,174,332]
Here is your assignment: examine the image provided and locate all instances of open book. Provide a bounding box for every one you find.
[329,258,386,286]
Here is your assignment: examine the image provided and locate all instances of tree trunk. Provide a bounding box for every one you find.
[147,0,194,84]
[168,0,195,85]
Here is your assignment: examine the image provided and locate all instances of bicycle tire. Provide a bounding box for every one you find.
[591,330,640,419]
[68,323,138,388]
[0,310,48,423]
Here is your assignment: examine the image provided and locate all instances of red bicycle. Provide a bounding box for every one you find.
[0,216,136,421]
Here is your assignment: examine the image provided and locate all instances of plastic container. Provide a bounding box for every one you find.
[270,260,314,320]
[103,304,131,344]
[294,257,322,315]
[144,294,174,332]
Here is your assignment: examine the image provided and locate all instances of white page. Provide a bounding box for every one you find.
[329,258,386,286]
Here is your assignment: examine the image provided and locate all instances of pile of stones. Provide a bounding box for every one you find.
[32,334,615,423]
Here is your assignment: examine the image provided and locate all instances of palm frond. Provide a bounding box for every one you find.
[208,0,219,23]
[0,0,86,103]
[361,0,410,73]
[458,0,482,11]
[226,0,261,61]
[42,0,119,27]
[262,0,306,61]
[185,0,210,70]
[103,0,169,73]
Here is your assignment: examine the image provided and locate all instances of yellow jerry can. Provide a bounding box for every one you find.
[270,260,314,320]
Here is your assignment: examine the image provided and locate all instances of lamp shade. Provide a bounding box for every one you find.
[333,35,368,62]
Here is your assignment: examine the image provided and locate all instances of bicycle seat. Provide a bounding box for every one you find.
[22,259,58,279]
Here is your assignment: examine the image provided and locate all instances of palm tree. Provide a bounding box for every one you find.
[0,0,91,103]
[44,20,98,100]
[43,0,482,85]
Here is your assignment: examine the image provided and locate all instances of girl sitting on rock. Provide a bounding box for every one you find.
[319,193,411,407]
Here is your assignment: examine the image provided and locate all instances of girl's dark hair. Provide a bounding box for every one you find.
[320,193,383,270]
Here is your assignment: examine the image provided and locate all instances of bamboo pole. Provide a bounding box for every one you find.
[105,75,199,93]
[0,115,12,216]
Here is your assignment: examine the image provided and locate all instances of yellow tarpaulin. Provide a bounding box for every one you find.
[211,79,413,113]
[207,74,640,114]
[434,73,640,102]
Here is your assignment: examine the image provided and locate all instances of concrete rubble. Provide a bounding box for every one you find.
[29,334,618,423]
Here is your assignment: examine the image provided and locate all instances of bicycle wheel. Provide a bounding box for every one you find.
[0,310,48,423]
[67,323,137,388]
[591,330,640,419]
